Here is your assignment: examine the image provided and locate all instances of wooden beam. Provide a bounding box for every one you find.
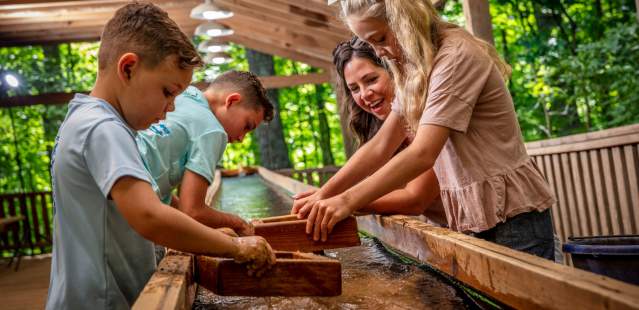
[256,72,331,88]
[462,0,494,45]
[0,73,332,108]
[636,0,639,23]
[256,166,639,310]
[525,123,639,155]
[132,251,197,310]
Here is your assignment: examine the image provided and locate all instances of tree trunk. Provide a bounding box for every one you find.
[314,82,335,166]
[245,49,292,170]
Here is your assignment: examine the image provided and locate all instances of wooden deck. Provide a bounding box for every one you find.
[0,255,50,310]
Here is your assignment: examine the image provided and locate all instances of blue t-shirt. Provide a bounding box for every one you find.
[137,86,228,203]
[46,94,156,309]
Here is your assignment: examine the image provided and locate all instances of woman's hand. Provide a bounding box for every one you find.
[232,236,276,277]
[305,194,355,242]
[290,189,323,218]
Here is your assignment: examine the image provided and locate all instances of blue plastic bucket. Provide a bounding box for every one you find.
[563,235,639,285]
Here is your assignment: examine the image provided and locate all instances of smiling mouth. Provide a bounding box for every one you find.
[369,99,383,111]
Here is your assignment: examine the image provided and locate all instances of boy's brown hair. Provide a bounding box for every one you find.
[209,71,274,122]
[98,1,203,71]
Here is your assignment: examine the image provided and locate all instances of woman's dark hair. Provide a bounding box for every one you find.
[332,37,389,147]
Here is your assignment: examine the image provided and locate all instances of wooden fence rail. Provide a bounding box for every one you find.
[527,124,639,243]
[0,191,53,256]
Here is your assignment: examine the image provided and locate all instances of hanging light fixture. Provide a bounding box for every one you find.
[204,52,232,65]
[197,38,231,54]
[194,22,234,37]
[190,0,233,20]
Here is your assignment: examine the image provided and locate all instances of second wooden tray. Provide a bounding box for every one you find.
[253,214,361,252]
[196,251,341,296]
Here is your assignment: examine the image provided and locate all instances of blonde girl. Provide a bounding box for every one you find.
[294,0,556,260]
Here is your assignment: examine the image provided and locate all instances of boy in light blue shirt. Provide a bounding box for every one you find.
[137,71,274,236]
[46,4,275,309]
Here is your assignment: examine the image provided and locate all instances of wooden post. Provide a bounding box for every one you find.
[636,0,639,23]
[462,0,495,45]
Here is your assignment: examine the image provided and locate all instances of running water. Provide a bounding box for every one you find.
[194,175,469,309]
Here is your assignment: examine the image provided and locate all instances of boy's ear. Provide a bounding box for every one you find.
[117,53,140,84]
[224,92,243,108]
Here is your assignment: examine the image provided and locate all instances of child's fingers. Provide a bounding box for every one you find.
[313,206,326,241]
[305,205,319,234]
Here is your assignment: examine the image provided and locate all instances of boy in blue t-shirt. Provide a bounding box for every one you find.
[46,3,275,309]
[137,70,274,237]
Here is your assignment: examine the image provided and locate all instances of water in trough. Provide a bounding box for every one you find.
[193,175,472,309]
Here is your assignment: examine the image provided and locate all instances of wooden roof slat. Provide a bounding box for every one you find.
[0,72,332,108]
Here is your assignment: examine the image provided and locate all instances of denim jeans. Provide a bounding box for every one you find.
[474,209,555,261]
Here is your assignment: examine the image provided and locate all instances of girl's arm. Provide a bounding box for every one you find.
[292,112,407,216]
[358,168,439,215]
[306,124,450,241]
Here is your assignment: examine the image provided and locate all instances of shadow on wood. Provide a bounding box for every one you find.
[196,251,341,296]
[253,214,361,252]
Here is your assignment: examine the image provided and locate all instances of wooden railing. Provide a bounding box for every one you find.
[526,124,639,243]
[0,191,53,256]
[276,165,340,188]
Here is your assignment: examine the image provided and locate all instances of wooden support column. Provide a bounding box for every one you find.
[636,0,639,23]
[462,0,495,45]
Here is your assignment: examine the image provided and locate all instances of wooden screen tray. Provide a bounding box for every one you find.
[196,251,341,296]
[253,214,361,252]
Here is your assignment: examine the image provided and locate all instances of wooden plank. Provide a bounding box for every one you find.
[253,214,360,252]
[357,214,639,310]
[623,145,639,232]
[579,151,599,236]
[543,155,564,241]
[196,251,341,296]
[462,0,494,45]
[568,152,592,236]
[28,193,40,246]
[132,252,196,310]
[560,153,580,237]
[590,149,611,235]
[257,166,316,195]
[600,148,622,235]
[569,152,590,236]
[40,193,51,245]
[552,154,573,239]
[612,147,633,234]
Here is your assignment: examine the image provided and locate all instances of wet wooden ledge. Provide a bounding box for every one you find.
[257,166,639,310]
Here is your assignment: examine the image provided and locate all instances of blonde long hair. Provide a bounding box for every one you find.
[340,0,511,132]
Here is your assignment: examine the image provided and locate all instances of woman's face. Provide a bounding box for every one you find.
[343,56,393,120]
[348,16,402,62]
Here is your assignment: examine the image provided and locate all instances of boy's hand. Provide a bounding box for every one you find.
[237,221,255,236]
[217,227,239,237]
[232,236,276,277]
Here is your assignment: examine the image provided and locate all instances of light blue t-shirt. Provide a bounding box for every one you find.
[137,86,228,203]
[46,94,156,309]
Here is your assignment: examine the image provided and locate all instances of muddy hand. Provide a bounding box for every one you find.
[217,227,239,237]
[232,236,276,277]
[237,221,255,236]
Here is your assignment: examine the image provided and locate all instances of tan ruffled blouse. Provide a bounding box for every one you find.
[392,28,555,233]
